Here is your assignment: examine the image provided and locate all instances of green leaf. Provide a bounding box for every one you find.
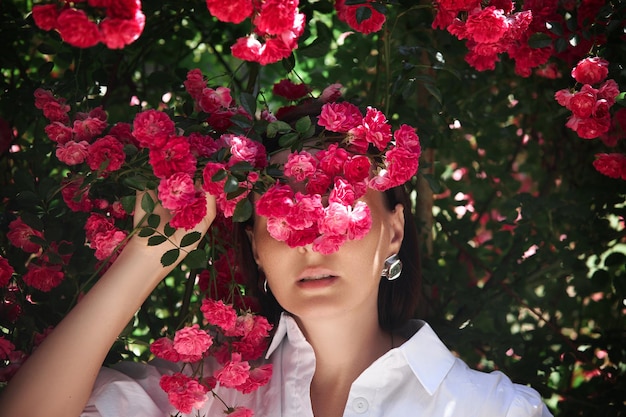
[121,195,136,215]
[37,61,54,77]
[148,235,167,246]
[180,231,201,247]
[223,175,240,193]
[122,175,149,191]
[282,54,296,72]
[161,248,180,267]
[211,169,228,182]
[232,199,253,222]
[355,6,372,24]
[528,32,553,49]
[278,132,300,148]
[239,92,257,117]
[295,116,312,134]
[184,248,208,269]
[37,43,57,55]
[138,227,155,237]
[141,192,155,213]
[423,83,442,105]
[229,161,254,173]
[267,121,293,138]
[147,213,160,229]
[164,223,176,237]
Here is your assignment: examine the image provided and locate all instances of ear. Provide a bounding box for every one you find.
[388,203,405,255]
[245,227,262,268]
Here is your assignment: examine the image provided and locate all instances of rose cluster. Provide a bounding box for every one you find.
[32,0,145,49]
[150,298,273,415]
[205,0,305,65]
[554,57,625,181]
[555,57,621,140]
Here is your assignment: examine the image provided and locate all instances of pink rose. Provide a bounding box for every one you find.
[284,150,317,182]
[56,140,90,165]
[255,183,294,217]
[132,109,175,149]
[394,124,422,155]
[198,87,233,113]
[91,229,127,260]
[319,202,350,236]
[225,134,267,169]
[265,216,293,242]
[318,102,362,133]
[348,201,372,240]
[99,11,146,49]
[22,263,64,292]
[231,36,263,62]
[254,0,298,35]
[288,193,324,230]
[62,177,93,212]
[236,364,273,394]
[72,117,108,142]
[329,178,356,206]
[571,57,609,85]
[200,299,238,332]
[206,0,254,23]
[465,6,508,43]
[7,218,44,254]
[159,373,208,414]
[360,106,392,150]
[0,256,14,287]
[150,337,181,362]
[312,232,347,255]
[568,89,597,118]
[184,69,206,101]
[149,135,197,179]
[593,153,626,180]
[42,100,71,124]
[56,8,101,48]
[169,193,208,230]
[45,122,73,144]
[272,79,310,100]
[343,155,371,184]
[32,4,59,30]
[158,172,197,211]
[87,135,126,173]
[173,324,213,362]
[598,79,620,106]
[215,353,251,388]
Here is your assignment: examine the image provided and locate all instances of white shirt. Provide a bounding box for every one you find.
[83,314,552,417]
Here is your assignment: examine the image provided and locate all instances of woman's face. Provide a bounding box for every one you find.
[248,188,404,322]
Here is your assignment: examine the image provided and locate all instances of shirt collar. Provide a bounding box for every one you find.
[398,320,457,396]
[265,314,456,396]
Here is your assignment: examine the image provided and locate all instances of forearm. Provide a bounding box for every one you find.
[0,237,181,417]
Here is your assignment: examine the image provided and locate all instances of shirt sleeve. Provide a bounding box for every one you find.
[81,361,179,417]
[505,383,553,417]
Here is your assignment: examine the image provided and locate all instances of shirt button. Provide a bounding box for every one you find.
[352,397,369,414]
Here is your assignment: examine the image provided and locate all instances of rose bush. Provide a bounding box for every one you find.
[1,0,625,416]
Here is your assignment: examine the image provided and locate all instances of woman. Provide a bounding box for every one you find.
[0,104,552,417]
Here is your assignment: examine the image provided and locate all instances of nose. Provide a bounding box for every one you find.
[297,243,313,254]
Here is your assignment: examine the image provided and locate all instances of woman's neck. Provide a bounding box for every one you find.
[295,311,392,417]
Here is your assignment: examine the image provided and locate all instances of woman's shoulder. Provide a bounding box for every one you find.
[397,321,552,416]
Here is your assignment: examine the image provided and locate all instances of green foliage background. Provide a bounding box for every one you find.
[1,0,625,415]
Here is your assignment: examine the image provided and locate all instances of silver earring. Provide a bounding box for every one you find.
[263,278,268,294]
[381,254,402,281]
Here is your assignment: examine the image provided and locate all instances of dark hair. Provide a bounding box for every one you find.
[234,99,422,330]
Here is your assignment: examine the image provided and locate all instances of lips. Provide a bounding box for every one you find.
[299,274,336,282]
[296,268,339,285]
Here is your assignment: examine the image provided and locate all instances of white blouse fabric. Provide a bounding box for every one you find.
[83,314,553,417]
